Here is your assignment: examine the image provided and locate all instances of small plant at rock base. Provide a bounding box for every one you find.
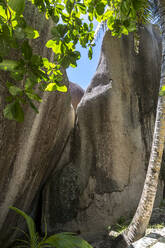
[112,223,128,234]
[112,216,131,234]
[10,206,93,248]
[148,223,165,229]
[159,199,165,208]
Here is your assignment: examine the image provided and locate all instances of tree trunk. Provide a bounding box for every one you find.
[112,1,165,247]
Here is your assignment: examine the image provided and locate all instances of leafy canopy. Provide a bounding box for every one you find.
[0,0,150,122]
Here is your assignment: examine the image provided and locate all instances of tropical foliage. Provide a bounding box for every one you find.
[0,0,152,122]
[10,206,93,248]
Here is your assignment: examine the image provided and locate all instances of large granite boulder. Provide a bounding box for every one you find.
[0,18,163,247]
[0,3,75,247]
[70,82,84,111]
[42,25,164,241]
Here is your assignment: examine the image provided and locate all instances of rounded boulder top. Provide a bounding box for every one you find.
[69,82,84,111]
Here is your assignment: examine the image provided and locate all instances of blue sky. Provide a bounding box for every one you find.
[67,27,105,90]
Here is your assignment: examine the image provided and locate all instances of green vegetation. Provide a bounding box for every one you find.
[0,0,152,122]
[109,217,165,236]
[159,199,165,208]
[112,223,128,234]
[148,223,165,229]
[10,206,93,248]
[111,216,130,234]
[109,216,165,235]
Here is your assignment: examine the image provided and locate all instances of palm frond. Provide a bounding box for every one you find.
[42,216,48,242]
[148,0,160,24]
[12,226,30,240]
[10,206,39,247]
[15,239,29,244]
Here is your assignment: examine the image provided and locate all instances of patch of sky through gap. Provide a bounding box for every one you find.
[67,20,105,90]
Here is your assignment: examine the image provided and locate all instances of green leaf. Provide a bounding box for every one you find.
[24,26,39,39]
[51,26,61,39]
[3,101,24,122]
[45,83,67,92]
[40,232,93,248]
[57,24,68,37]
[22,40,32,60]
[52,15,59,24]
[76,3,86,14]
[6,81,13,89]
[0,5,7,20]
[56,4,64,10]
[27,98,39,113]
[66,0,74,14]
[161,85,165,91]
[9,206,38,246]
[69,55,77,68]
[8,0,25,14]
[10,70,24,81]
[46,40,61,54]
[160,85,165,96]
[5,95,13,103]
[31,55,43,67]
[83,23,88,31]
[18,17,26,28]
[25,78,35,90]
[61,14,69,23]
[127,22,136,32]
[9,86,23,96]
[61,56,70,68]
[44,82,57,91]
[107,16,114,30]
[96,2,105,15]
[88,47,93,60]
[46,40,55,48]
[0,60,18,71]
[14,27,25,40]
[2,24,10,37]
[54,74,63,82]
[56,83,67,92]
[26,92,42,102]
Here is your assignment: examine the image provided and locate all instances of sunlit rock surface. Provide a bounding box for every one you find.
[130,228,165,248]
[42,25,164,241]
[70,82,84,111]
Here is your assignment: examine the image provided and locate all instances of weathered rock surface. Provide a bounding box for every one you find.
[130,228,165,248]
[0,19,164,248]
[91,228,165,248]
[0,3,74,247]
[90,208,165,248]
[42,25,164,241]
[70,82,84,111]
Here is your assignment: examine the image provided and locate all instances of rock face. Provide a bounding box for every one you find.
[70,82,84,110]
[42,25,164,241]
[0,21,164,247]
[0,72,74,247]
[130,227,165,248]
[0,3,74,247]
